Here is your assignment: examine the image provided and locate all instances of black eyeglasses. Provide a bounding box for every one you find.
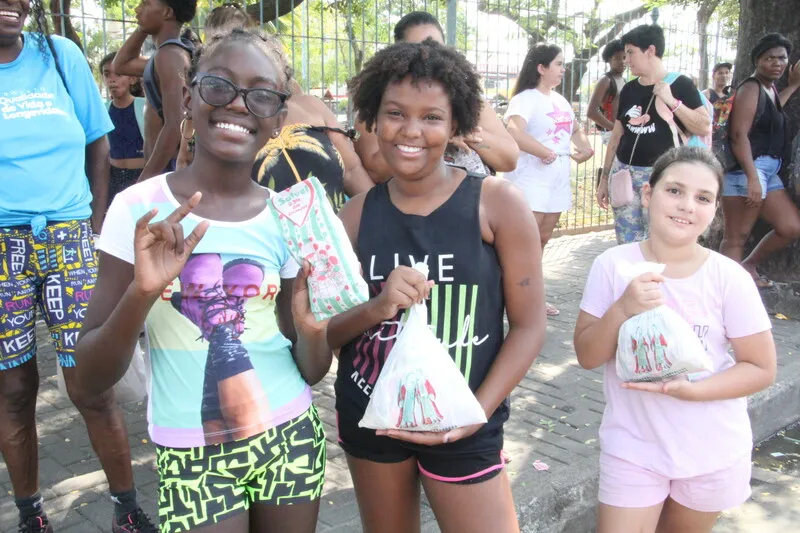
[191,73,288,118]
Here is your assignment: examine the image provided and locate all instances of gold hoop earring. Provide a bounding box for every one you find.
[180,117,195,141]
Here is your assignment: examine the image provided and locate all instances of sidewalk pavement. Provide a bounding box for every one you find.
[1,230,799,532]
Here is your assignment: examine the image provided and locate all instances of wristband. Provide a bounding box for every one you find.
[670,99,683,112]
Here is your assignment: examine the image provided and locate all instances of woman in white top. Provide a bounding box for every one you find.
[505,43,594,315]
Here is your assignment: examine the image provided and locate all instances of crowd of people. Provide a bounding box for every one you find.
[0,1,795,532]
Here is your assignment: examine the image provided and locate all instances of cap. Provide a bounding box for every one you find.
[712,62,733,73]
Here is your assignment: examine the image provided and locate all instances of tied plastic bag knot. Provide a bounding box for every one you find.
[614,260,713,383]
[359,262,487,432]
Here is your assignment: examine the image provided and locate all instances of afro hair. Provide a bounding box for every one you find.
[348,40,483,136]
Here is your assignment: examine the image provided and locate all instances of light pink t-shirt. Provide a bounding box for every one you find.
[580,243,771,478]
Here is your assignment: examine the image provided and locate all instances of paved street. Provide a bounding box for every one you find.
[715,426,800,532]
[0,230,798,532]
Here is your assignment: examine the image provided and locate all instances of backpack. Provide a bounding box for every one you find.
[663,72,714,148]
[711,78,767,171]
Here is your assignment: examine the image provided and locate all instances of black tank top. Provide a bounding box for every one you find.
[108,102,144,159]
[252,123,348,212]
[335,175,509,434]
[745,79,785,161]
[142,38,194,119]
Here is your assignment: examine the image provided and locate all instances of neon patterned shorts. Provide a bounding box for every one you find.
[0,220,96,370]
[156,405,326,533]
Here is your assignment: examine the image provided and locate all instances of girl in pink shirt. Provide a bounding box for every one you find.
[574,146,776,533]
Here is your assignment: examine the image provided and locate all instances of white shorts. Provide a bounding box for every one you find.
[505,157,572,213]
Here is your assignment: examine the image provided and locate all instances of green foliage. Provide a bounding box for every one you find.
[646,0,739,28]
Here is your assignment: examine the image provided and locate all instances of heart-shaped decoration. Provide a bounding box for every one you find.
[271,180,316,227]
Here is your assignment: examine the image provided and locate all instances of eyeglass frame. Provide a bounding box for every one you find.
[190,73,289,118]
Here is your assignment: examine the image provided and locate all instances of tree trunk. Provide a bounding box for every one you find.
[702,0,800,281]
[696,10,711,90]
[49,0,83,51]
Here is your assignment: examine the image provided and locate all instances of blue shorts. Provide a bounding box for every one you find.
[723,156,783,198]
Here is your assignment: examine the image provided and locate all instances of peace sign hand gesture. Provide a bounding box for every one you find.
[133,192,210,298]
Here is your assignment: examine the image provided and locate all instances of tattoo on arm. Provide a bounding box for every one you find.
[517,277,531,287]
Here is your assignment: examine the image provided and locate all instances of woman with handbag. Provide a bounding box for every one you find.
[0,1,156,531]
[720,33,800,288]
[504,43,594,316]
[596,24,711,244]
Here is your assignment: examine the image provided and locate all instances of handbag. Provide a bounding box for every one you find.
[610,93,656,208]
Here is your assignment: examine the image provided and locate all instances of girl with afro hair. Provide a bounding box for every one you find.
[327,40,546,533]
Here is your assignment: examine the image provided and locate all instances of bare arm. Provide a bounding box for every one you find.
[574,271,665,370]
[86,136,111,233]
[682,331,776,400]
[601,120,623,175]
[113,29,149,77]
[505,115,552,159]
[655,80,711,137]
[570,119,593,163]
[353,121,393,184]
[729,82,761,184]
[624,329,777,401]
[587,76,615,131]
[277,275,332,386]
[779,60,800,107]
[75,253,154,394]
[139,47,190,181]
[673,104,711,137]
[471,178,546,416]
[573,306,627,369]
[465,104,519,172]
[326,194,386,348]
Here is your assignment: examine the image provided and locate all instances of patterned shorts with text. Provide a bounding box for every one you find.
[0,219,96,370]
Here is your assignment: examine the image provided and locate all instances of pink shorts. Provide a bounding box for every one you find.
[598,452,752,513]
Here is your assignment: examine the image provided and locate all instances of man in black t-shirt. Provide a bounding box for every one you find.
[596,24,712,244]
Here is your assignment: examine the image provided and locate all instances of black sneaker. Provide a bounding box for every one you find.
[112,508,157,533]
[18,514,53,533]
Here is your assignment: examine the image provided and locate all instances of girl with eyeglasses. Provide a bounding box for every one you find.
[173,3,374,211]
[75,28,331,533]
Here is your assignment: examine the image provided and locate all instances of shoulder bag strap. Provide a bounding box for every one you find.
[628,92,656,165]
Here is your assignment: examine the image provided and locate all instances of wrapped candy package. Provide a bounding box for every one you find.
[269,176,369,320]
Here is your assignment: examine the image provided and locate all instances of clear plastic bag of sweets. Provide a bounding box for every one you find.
[359,263,488,432]
[615,261,714,383]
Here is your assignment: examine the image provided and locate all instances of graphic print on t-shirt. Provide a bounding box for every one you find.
[545,102,573,144]
[624,104,655,133]
[168,252,275,445]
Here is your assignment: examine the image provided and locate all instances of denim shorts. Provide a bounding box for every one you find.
[723,156,783,198]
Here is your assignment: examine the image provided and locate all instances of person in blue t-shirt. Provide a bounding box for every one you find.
[0,1,156,532]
